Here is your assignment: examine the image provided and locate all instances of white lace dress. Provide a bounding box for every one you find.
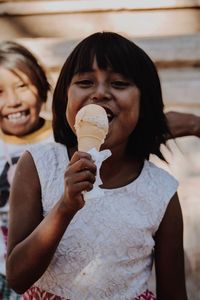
[23,142,178,300]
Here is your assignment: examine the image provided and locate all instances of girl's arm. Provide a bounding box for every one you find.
[166,111,200,138]
[6,150,96,294]
[154,193,188,300]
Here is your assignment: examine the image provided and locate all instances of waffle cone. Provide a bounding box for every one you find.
[75,104,109,152]
[77,123,106,151]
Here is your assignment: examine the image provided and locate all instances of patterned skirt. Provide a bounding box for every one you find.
[23,286,156,300]
[0,274,22,300]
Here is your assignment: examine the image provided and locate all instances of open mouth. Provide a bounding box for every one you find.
[103,107,114,123]
[5,110,30,124]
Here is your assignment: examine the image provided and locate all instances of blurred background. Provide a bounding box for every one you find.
[0,0,200,298]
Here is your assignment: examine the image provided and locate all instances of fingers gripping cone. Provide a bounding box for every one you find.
[75,104,109,152]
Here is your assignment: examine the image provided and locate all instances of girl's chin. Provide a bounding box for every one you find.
[2,122,34,136]
[2,127,30,136]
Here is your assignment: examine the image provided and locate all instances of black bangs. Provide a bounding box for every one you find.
[53,31,169,161]
[71,32,139,82]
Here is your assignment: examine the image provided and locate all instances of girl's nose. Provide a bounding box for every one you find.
[90,83,112,101]
[6,90,21,107]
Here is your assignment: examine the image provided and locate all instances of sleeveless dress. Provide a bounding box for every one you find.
[23,142,178,300]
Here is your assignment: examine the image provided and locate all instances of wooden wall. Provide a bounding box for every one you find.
[0,1,200,299]
[1,0,199,113]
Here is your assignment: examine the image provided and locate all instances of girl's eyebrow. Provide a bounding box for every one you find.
[15,79,24,85]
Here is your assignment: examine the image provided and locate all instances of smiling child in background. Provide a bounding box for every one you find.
[0,41,53,299]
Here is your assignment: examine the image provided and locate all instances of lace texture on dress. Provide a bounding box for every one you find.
[28,142,178,300]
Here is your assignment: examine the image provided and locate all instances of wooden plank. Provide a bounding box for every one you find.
[12,34,200,109]
[159,68,200,107]
[14,34,200,70]
[0,0,200,16]
[0,9,199,40]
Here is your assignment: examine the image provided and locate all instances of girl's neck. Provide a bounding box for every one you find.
[68,143,144,190]
[100,145,144,189]
[26,117,45,136]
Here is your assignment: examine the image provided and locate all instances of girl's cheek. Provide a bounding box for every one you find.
[66,107,75,129]
[0,102,4,112]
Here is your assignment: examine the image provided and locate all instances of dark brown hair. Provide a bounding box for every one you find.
[0,41,50,102]
[52,32,170,161]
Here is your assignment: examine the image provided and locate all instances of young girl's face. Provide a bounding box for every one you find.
[66,59,140,150]
[0,67,42,136]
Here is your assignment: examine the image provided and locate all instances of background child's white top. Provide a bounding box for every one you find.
[0,120,53,275]
[29,142,178,300]
[0,120,53,177]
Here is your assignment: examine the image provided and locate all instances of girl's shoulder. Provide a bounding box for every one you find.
[140,161,178,205]
[27,142,69,196]
[146,160,178,203]
[28,142,69,169]
[29,141,66,154]
[139,160,179,233]
[146,160,178,183]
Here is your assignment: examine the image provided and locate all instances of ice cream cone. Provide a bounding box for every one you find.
[75,104,109,152]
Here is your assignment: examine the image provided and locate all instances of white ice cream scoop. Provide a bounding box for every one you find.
[74,104,109,152]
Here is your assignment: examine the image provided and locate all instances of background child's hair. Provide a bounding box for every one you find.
[0,41,50,103]
[52,31,170,161]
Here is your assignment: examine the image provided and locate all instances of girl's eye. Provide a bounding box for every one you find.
[111,81,130,88]
[75,80,93,87]
[16,83,27,89]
